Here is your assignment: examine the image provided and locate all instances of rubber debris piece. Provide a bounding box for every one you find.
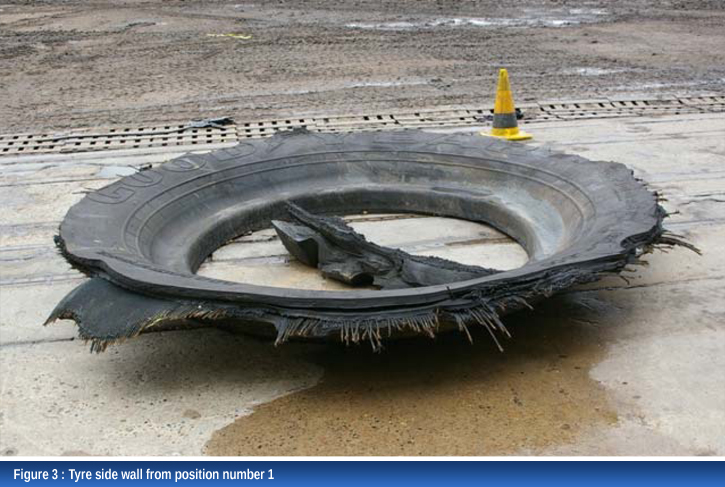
[272,203,498,289]
[45,129,695,351]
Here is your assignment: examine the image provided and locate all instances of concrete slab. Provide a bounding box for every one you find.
[0,331,322,456]
[1,112,724,456]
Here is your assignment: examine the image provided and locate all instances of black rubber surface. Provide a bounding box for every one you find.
[48,129,676,350]
[272,203,499,289]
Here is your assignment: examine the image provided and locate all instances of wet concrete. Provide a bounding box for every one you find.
[206,294,619,456]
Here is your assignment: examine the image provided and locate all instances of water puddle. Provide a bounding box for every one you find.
[563,67,630,77]
[346,80,429,89]
[346,9,609,31]
[205,293,619,455]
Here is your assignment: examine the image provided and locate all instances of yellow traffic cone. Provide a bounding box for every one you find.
[482,68,532,141]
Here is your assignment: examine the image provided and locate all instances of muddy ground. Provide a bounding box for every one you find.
[1,0,724,133]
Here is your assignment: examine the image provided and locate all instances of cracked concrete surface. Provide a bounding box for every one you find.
[1,113,724,456]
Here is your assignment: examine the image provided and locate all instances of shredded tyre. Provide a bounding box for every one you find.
[47,129,685,351]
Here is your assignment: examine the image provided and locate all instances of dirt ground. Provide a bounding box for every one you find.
[1,0,724,133]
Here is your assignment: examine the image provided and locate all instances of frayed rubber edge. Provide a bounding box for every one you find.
[49,195,698,353]
[44,303,234,353]
[48,225,697,354]
[267,206,699,352]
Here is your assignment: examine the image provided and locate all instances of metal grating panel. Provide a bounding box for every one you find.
[237,118,313,138]
[1,95,723,158]
[0,125,235,156]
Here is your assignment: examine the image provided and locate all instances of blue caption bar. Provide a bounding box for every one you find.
[2,461,723,487]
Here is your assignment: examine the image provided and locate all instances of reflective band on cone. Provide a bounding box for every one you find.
[482,69,532,141]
